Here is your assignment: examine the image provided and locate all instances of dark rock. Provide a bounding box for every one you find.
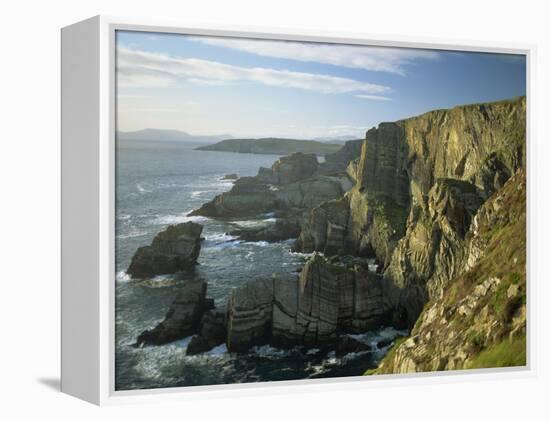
[333,336,371,357]
[229,219,301,243]
[127,222,203,278]
[186,335,211,355]
[199,309,226,348]
[377,338,394,349]
[136,279,207,346]
[185,310,227,355]
[205,298,215,310]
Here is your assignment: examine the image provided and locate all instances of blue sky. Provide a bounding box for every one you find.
[116,30,526,139]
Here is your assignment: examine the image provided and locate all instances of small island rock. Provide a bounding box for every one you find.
[127,222,203,278]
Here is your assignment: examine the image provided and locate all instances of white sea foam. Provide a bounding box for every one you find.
[205,233,237,242]
[232,219,274,228]
[151,213,208,225]
[250,345,294,359]
[140,275,177,288]
[191,190,207,198]
[347,326,408,349]
[289,250,314,258]
[136,183,152,193]
[172,336,193,348]
[207,344,228,356]
[210,240,244,250]
[116,271,131,283]
[118,230,148,239]
[244,241,269,247]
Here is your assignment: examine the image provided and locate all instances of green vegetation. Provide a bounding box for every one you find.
[466,335,526,369]
[490,272,526,323]
[371,194,409,239]
[196,138,342,156]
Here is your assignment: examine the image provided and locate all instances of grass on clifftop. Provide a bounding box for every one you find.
[466,335,526,369]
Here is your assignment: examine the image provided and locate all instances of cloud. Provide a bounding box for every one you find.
[355,94,392,101]
[190,37,439,75]
[116,47,390,95]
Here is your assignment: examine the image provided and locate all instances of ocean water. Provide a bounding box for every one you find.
[115,139,405,391]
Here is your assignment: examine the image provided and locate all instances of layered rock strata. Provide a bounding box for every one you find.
[225,253,396,352]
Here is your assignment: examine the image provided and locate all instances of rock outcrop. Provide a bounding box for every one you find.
[127,222,203,278]
[259,153,319,185]
[229,218,301,243]
[186,309,226,355]
[318,139,363,175]
[136,278,208,346]
[190,152,354,242]
[225,253,396,352]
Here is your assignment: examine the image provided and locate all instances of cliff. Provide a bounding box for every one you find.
[370,171,526,373]
[296,97,526,325]
[195,137,342,156]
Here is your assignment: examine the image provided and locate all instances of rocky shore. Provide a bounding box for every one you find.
[127,97,527,371]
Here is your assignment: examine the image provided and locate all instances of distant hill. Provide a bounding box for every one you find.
[195,138,342,156]
[313,135,364,144]
[117,129,231,144]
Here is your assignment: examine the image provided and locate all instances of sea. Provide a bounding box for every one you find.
[115,139,405,391]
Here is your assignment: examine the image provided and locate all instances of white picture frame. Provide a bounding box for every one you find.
[61,15,536,405]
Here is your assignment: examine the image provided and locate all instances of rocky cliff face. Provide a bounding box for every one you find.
[371,171,526,373]
[296,97,526,326]
[318,139,364,175]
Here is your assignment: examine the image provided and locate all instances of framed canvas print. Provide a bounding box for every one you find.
[61,16,533,405]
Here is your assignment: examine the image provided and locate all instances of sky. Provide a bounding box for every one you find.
[116,30,526,139]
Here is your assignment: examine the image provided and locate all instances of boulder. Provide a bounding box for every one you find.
[186,335,211,355]
[136,279,207,346]
[127,222,203,278]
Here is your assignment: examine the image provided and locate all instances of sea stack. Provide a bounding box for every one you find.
[127,221,203,279]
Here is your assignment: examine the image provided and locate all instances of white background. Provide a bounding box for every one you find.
[1,0,548,419]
